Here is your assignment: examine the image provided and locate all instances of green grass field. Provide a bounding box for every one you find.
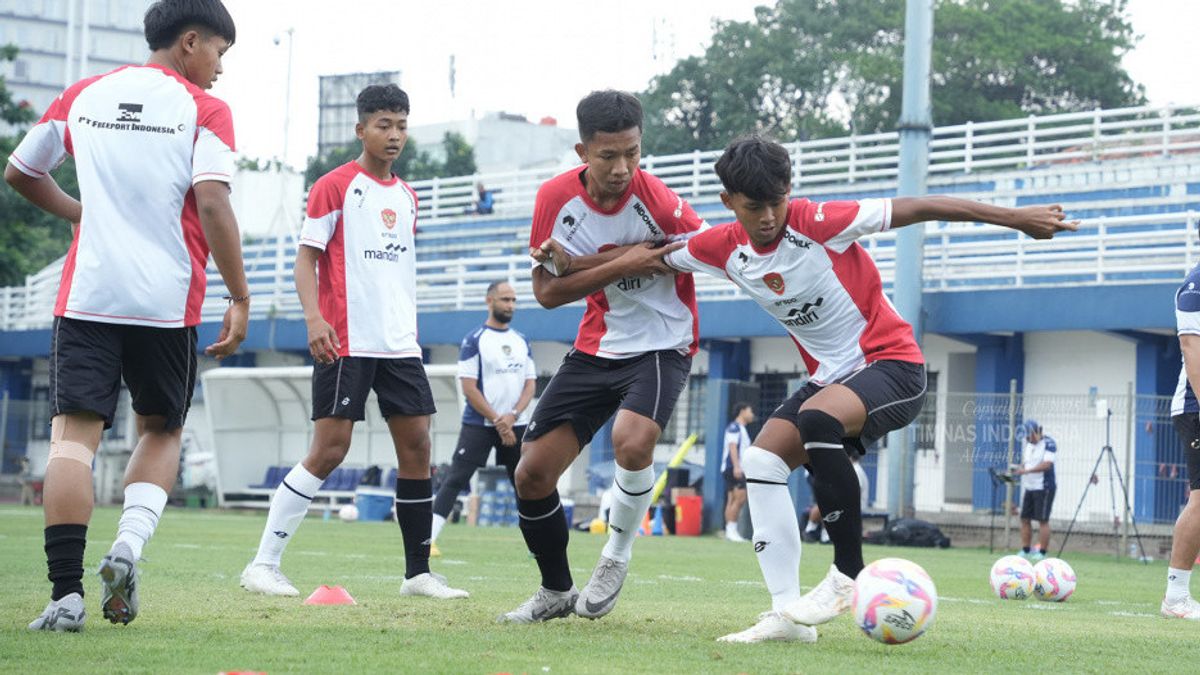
[1,505,1193,674]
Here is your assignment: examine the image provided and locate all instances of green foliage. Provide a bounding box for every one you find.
[304,132,479,189]
[0,45,75,286]
[640,0,1144,155]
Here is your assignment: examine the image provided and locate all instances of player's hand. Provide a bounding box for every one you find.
[206,299,249,360]
[1011,204,1079,240]
[531,238,573,276]
[733,466,744,481]
[618,241,685,276]
[499,427,517,447]
[306,315,341,364]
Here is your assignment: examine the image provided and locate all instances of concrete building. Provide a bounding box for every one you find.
[409,111,579,175]
[316,70,401,156]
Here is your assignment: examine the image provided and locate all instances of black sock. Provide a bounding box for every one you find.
[518,491,572,592]
[394,478,432,579]
[1023,546,1031,553]
[798,410,865,578]
[45,524,88,600]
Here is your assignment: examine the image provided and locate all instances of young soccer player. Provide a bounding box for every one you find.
[722,402,754,542]
[539,135,1076,641]
[429,280,537,554]
[498,90,705,623]
[7,0,249,631]
[239,84,467,600]
[1164,264,1200,619]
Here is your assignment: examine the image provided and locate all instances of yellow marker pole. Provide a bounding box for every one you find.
[649,433,699,504]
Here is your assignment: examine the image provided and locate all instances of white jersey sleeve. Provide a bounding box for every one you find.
[299,176,341,251]
[191,98,235,185]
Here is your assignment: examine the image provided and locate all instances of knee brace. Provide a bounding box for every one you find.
[49,440,94,468]
[796,410,846,451]
[741,445,790,485]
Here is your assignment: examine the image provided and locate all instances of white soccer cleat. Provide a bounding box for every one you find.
[28,592,86,632]
[400,572,469,599]
[240,563,300,597]
[783,564,855,625]
[1162,595,1200,620]
[717,611,818,644]
[498,586,578,624]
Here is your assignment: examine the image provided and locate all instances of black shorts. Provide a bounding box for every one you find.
[723,465,746,492]
[769,360,927,455]
[524,349,691,449]
[311,356,436,421]
[453,423,525,468]
[49,316,196,430]
[1171,414,1200,490]
[1020,488,1055,522]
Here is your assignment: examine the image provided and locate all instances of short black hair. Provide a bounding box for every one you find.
[576,90,643,143]
[357,84,410,122]
[732,402,753,418]
[144,0,236,51]
[486,280,510,296]
[714,135,793,202]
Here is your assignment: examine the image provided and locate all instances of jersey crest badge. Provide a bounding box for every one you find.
[763,272,786,295]
[381,208,397,229]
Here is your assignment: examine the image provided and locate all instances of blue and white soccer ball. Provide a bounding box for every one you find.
[852,558,938,645]
[990,555,1035,600]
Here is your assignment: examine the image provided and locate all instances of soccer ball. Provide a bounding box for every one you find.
[852,558,938,645]
[338,504,359,522]
[1033,558,1077,602]
[990,555,1035,599]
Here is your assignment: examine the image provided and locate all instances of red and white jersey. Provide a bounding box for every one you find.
[7,64,236,327]
[530,167,705,358]
[299,161,420,359]
[666,198,923,383]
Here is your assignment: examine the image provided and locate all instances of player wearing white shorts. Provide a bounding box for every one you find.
[8,0,250,631]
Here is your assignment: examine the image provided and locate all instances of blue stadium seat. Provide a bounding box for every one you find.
[251,465,286,489]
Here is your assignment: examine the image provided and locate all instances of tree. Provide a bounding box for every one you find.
[640,0,1144,156]
[439,131,477,178]
[0,45,78,287]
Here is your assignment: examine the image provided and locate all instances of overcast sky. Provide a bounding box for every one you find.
[216,0,1198,168]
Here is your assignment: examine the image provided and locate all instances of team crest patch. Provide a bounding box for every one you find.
[502,344,513,356]
[381,208,397,229]
[763,272,786,295]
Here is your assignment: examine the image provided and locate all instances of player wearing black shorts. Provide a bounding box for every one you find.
[9,0,249,631]
[498,91,707,624]
[722,403,754,542]
[429,281,536,554]
[1164,263,1200,619]
[661,136,1075,643]
[240,84,466,600]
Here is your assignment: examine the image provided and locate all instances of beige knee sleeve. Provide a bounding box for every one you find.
[49,416,97,467]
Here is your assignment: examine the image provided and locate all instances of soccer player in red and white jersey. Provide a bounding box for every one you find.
[239,84,467,601]
[666,136,1076,642]
[499,91,705,623]
[6,0,249,632]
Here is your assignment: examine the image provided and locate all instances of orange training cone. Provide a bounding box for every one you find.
[638,510,652,536]
[304,585,357,605]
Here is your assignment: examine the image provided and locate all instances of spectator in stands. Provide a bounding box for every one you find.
[722,402,754,542]
[475,182,494,214]
[1013,419,1056,561]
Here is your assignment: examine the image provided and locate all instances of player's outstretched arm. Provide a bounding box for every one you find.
[4,163,82,224]
[890,196,1079,239]
[195,181,250,359]
[531,242,683,309]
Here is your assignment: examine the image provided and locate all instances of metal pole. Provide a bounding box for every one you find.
[1004,378,1018,550]
[1122,381,1134,556]
[887,0,933,517]
[282,28,295,165]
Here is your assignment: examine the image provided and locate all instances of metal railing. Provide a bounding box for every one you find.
[410,104,1200,222]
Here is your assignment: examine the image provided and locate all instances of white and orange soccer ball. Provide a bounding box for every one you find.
[852,558,938,645]
[1033,558,1077,602]
[990,555,1036,600]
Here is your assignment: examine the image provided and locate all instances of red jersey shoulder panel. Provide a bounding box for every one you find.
[530,166,585,246]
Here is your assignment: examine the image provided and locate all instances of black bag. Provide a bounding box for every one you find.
[359,465,383,487]
[864,518,951,548]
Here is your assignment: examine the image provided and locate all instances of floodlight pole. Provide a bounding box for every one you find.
[887,0,933,518]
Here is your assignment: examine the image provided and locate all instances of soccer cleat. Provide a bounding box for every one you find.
[1161,596,1200,620]
[400,572,469,599]
[27,592,86,632]
[1028,550,1046,562]
[725,526,748,543]
[430,542,442,557]
[783,564,855,626]
[1018,549,1031,559]
[575,556,629,619]
[98,541,139,625]
[240,563,300,597]
[497,586,579,624]
[717,611,819,644]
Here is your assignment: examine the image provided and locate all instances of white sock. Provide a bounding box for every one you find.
[743,446,802,612]
[116,482,168,561]
[602,463,656,563]
[1167,567,1193,603]
[804,520,819,533]
[252,464,324,567]
[726,522,739,537]
[431,513,447,543]
[819,527,830,544]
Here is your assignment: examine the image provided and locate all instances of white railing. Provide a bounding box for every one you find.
[2,209,1194,332]
[411,104,1200,223]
